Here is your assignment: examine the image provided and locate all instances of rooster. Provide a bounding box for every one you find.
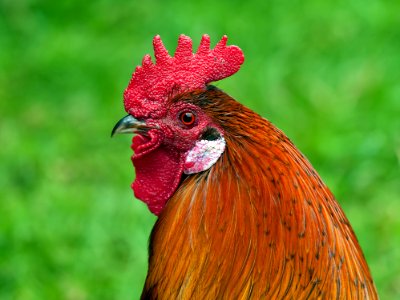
[112,35,378,299]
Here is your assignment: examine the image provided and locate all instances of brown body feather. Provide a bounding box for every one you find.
[141,87,378,299]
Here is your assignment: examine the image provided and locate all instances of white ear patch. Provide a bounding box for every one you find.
[183,137,226,174]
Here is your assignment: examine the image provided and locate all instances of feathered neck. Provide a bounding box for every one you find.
[141,88,377,299]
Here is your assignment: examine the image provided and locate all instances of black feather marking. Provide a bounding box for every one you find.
[201,127,221,141]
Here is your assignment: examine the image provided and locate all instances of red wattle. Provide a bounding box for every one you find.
[131,146,183,215]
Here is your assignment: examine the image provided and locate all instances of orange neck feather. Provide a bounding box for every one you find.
[141,89,377,299]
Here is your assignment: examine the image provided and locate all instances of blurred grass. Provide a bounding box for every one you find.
[0,0,399,299]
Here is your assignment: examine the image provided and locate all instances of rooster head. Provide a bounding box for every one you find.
[112,34,244,215]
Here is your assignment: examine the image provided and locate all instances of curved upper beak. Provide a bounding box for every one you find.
[111,114,148,137]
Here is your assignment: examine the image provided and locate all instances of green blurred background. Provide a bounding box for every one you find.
[1,0,399,299]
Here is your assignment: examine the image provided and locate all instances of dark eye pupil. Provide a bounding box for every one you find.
[181,112,194,124]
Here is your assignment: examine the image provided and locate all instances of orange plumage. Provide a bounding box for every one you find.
[112,35,378,299]
[140,89,377,299]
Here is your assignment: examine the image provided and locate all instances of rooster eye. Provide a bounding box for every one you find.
[179,111,196,126]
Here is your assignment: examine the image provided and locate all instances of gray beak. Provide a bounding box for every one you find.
[111,114,148,137]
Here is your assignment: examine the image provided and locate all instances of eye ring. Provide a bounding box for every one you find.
[179,111,196,126]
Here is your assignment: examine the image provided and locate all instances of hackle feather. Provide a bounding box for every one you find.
[141,87,377,299]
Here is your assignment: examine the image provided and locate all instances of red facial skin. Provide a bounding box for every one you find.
[130,97,222,215]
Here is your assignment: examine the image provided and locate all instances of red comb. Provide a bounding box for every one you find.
[123,34,244,117]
